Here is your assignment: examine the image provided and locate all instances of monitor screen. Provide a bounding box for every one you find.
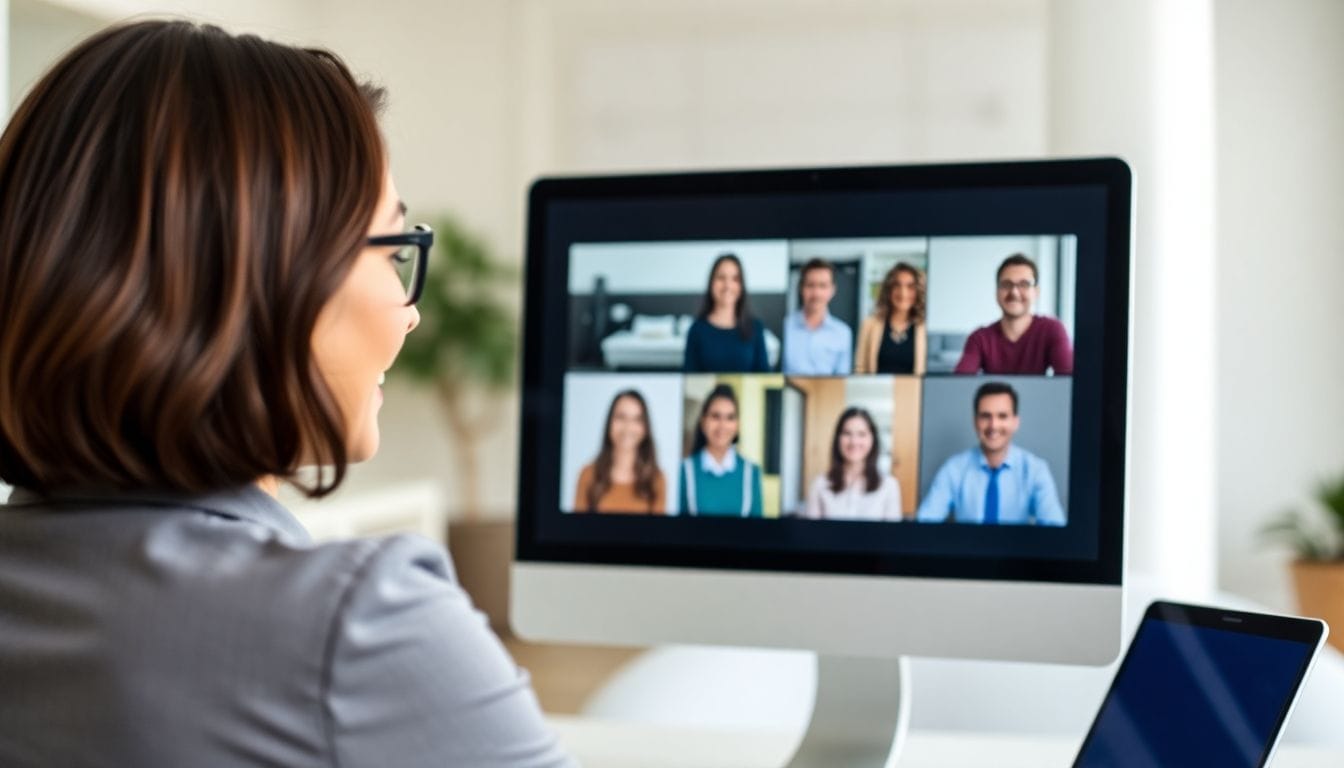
[517,160,1130,585]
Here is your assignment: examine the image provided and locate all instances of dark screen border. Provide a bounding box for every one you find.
[517,158,1130,585]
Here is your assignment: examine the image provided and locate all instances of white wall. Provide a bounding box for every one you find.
[0,0,7,163]
[305,0,521,257]
[1214,0,1344,610]
[8,0,106,113]
[540,0,1048,173]
[569,241,789,295]
[6,1,339,115]
[36,0,318,39]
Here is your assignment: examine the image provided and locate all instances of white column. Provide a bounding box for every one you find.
[1048,0,1217,598]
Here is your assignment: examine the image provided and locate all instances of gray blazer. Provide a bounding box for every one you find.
[0,485,575,767]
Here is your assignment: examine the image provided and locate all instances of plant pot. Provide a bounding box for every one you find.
[447,519,515,634]
[1290,560,1344,654]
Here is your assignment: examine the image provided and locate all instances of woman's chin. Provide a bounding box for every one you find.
[348,430,380,463]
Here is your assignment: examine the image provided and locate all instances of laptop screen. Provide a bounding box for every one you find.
[1074,604,1321,768]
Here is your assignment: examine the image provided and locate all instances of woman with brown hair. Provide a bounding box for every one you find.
[572,390,667,513]
[0,20,570,767]
[678,384,764,517]
[682,252,771,372]
[804,407,901,521]
[855,262,928,374]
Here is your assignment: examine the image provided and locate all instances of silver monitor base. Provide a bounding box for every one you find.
[785,655,910,768]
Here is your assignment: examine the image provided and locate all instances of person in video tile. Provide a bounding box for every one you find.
[855,263,927,375]
[782,259,853,375]
[682,253,771,373]
[916,382,1065,525]
[954,254,1073,375]
[679,384,764,516]
[573,390,667,514]
[804,407,902,521]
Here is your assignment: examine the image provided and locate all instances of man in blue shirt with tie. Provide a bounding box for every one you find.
[781,259,853,375]
[916,382,1066,525]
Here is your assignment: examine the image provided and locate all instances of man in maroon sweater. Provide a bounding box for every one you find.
[954,254,1074,375]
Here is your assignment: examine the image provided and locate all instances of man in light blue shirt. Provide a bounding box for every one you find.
[917,381,1066,525]
[782,258,853,375]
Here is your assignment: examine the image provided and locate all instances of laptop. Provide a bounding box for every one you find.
[1073,600,1327,768]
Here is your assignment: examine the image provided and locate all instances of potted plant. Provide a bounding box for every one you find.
[392,214,518,628]
[1262,473,1344,652]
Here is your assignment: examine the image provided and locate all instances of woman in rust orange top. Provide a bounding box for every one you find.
[573,390,667,513]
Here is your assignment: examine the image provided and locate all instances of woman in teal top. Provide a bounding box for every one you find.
[678,384,764,517]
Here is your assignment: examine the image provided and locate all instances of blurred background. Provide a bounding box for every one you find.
[3,0,1342,627]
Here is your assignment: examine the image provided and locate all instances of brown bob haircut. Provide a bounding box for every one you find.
[0,20,387,496]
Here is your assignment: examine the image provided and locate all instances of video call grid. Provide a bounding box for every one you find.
[560,234,1077,527]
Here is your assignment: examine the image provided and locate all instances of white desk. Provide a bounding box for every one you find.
[550,717,1344,767]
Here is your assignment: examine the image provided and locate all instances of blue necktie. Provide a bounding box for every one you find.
[984,465,1003,525]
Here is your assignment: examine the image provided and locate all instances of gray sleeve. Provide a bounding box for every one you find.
[325,535,575,768]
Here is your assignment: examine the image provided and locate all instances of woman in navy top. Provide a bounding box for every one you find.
[682,253,771,372]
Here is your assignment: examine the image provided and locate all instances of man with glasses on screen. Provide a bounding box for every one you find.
[954,254,1073,375]
[916,382,1065,526]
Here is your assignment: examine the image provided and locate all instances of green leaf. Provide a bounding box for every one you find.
[1259,508,1341,561]
[1316,474,1344,527]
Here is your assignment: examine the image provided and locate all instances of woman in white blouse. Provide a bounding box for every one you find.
[805,407,903,521]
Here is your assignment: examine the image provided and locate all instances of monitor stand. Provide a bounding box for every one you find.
[785,655,911,768]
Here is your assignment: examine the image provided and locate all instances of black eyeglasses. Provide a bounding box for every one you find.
[368,224,433,305]
[997,278,1036,293]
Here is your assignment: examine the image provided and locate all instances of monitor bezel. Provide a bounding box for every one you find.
[515,158,1131,586]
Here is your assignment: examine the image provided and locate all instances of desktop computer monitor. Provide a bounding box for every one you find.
[511,160,1131,754]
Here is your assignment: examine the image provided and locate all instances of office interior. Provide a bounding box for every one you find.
[5,0,1343,763]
